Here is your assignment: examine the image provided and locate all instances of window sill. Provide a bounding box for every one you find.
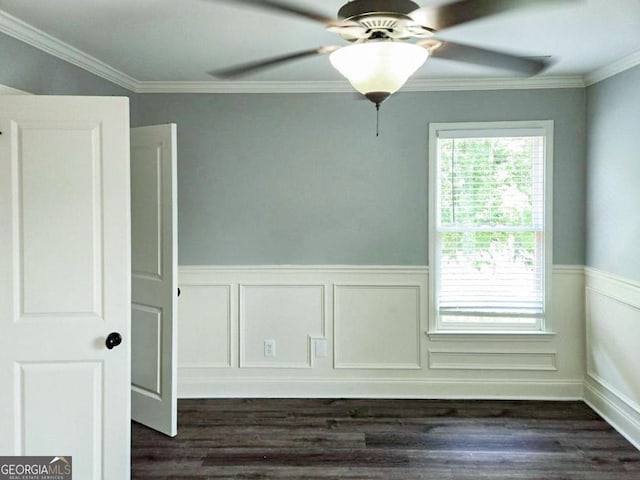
[426,331,556,342]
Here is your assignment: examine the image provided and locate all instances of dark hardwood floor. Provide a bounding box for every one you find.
[132,399,640,479]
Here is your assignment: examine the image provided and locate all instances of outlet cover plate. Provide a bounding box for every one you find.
[264,339,276,357]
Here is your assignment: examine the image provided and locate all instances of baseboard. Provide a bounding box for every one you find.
[584,376,640,450]
[179,376,584,400]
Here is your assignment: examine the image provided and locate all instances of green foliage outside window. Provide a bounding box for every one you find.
[438,137,542,271]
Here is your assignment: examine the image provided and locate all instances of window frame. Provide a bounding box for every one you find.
[428,120,554,334]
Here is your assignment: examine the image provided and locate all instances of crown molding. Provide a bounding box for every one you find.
[135,80,353,94]
[584,49,640,86]
[404,75,585,91]
[0,83,31,95]
[0,8,138,92]
[136,75,584,94]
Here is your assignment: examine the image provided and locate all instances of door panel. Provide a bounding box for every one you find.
[0,95,131,479]
[131,304,162,396]
[19,122,102,317]
[20,362,103,477]
[131,144,162,278]
[130,124,178,437]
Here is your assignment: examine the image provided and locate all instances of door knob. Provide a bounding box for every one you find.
[105,332,122,350]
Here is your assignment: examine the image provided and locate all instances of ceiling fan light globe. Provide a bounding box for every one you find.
[329,42,428,96]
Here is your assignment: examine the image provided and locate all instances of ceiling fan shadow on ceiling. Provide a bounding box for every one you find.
[206,0,570,108]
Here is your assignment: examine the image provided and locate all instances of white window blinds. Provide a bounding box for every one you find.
[433,126,549,330]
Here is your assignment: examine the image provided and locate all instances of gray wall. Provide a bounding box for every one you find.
[136,89,586,266]
[3,30,587,267]
[0,32,135,112]
[586,65,640,282]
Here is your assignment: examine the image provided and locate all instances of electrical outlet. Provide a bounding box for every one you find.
[264,339,276,357]
[314,339,328,358]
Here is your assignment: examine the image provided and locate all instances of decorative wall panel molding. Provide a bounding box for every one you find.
[239,284,325,368]
[177,265,584,400]
[428,350,557,371]
[334,285,422,369]
[177,284,232,368]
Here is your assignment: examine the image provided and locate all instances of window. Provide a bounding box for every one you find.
[429,121,553,333]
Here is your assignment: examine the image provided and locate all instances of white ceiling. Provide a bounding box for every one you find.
[1,0,640,83]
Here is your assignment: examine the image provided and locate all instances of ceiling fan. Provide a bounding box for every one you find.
[207,0,568,106]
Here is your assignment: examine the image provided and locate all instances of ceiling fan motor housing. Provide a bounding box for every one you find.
[336,0,431,41]
[338,0,420,19]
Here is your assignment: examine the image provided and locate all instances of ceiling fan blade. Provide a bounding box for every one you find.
[410,0,576,31]
[208,0,347,26]
[427,40,551,75]
[208,46,341,78]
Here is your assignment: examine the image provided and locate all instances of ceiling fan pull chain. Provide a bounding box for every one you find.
[376,102,380,137]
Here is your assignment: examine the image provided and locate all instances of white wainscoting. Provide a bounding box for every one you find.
[428,351,557,371]
[240,284,325,368]
[585,267,640,450]
[178,284,232,368]
[178,265,585,400]
[334,284,422,370]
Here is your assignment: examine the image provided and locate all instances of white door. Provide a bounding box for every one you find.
[0,96,131,478]
[130,124,178,437]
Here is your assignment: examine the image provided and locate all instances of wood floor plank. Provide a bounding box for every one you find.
[131,399,640,479]
[365,432,566,452]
